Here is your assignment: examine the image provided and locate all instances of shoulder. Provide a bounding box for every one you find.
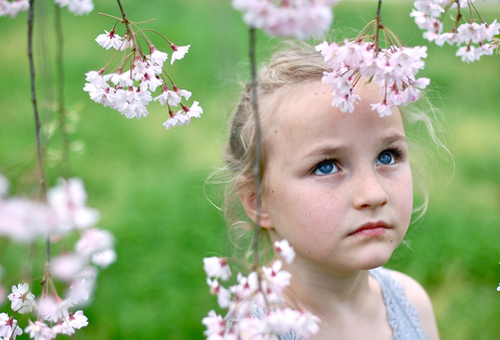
[388,269,440,340]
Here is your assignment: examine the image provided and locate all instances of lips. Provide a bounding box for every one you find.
[348,221,390,237]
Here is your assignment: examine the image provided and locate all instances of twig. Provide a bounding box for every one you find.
[55,4,71,178]
[249,28,262,269]
[28,0,51,277]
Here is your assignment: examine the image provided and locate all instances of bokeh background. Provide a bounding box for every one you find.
[0,0,499,339]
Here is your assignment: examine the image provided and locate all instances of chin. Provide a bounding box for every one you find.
[354,247,395,271]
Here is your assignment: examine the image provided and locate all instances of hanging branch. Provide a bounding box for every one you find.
[249,27,263,270]
[28,0,51,281]
[54,4,71,179]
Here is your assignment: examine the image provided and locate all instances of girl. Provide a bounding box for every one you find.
[223,44,440,340]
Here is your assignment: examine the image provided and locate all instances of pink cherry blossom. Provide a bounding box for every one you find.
[162,112,191,129]
[183,100,203,119]
[0,313,22,339]
[54,0,93,15]
[273,239,295,264]
[0,197,57,242]
[203,257,231,281]
[95,30,123,50]
[48,178,100,232]
[52,253,86,282]
[232,0,339,40]
[68,310,89,329]
[24,320,55,340]
[8,283,36,314]
[170,44,190,64]
[75,228,115,259]
[207,278,231,308]
[0,0,29,18]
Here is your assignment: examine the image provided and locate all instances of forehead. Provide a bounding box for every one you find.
[265,81,406,157]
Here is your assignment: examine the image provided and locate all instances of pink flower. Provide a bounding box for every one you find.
[203,257,231,281]
[52,253,85,282]
[0,313,23,339]
[371,102,395,117]
[75,228,115,259]
[68,310,88,329]
[206,278,231,308]
[24,320,55,340]
[55,0,94,15]
[48,178,100,232]
[170,44,190,64]
[273,239,295,264]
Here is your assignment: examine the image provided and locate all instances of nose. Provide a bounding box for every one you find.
[352,169,389,210]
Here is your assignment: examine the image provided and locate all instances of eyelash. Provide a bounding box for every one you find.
[312,146,405,175]
[383,147,404,161]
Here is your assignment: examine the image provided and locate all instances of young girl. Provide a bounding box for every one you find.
[223,44,440,340]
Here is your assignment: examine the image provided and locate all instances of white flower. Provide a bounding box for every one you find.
[274,239,295,264]
[203,257,231,281]
[183,101,203,119]
[95,30,123,50]
[170,44,190,64]
[8,283,36,314]
[91,248,117,268]
[162,113,191,129]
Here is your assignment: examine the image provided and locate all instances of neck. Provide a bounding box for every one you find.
[283,260,374,318]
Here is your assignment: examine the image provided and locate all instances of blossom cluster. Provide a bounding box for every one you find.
[0,0,93,18]
[0,0,28,18]
[202,240,320,340]
[0,283,88,340]
[0,174,116,312]
[316,40,430,116]
[411,0,500,62]
[85,25,202,130]
[232,0,340,40]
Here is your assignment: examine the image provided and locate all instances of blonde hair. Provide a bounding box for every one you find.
[220,42,449,251]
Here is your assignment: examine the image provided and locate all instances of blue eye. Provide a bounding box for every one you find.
[376,151,396,165]
[313,160,339,175]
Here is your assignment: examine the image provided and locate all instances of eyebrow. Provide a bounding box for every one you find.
[299,134,407,162]
[382,134,407,146]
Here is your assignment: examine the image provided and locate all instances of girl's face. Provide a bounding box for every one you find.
[259,82,413,276]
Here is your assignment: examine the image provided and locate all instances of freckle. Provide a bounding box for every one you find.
[274,130,278,134]
[272,190,275,193]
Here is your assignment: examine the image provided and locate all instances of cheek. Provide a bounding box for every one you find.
[397,169,414,224]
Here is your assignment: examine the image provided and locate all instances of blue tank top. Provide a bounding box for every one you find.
[256,267,430,340]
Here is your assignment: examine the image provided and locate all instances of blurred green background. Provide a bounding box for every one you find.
[0,0,499,339]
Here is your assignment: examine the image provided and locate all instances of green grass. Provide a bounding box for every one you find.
[1,1,500,339]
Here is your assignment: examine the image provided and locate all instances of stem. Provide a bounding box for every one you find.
[374,0,383,54]
[28,0,51,275]
[55,4,71,178]
[28,0,46,200]
[249,28,262,269]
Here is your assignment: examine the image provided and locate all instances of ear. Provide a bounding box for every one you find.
[236,176,273,229]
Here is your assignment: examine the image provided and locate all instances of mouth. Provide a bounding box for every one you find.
[348,221,390,237]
